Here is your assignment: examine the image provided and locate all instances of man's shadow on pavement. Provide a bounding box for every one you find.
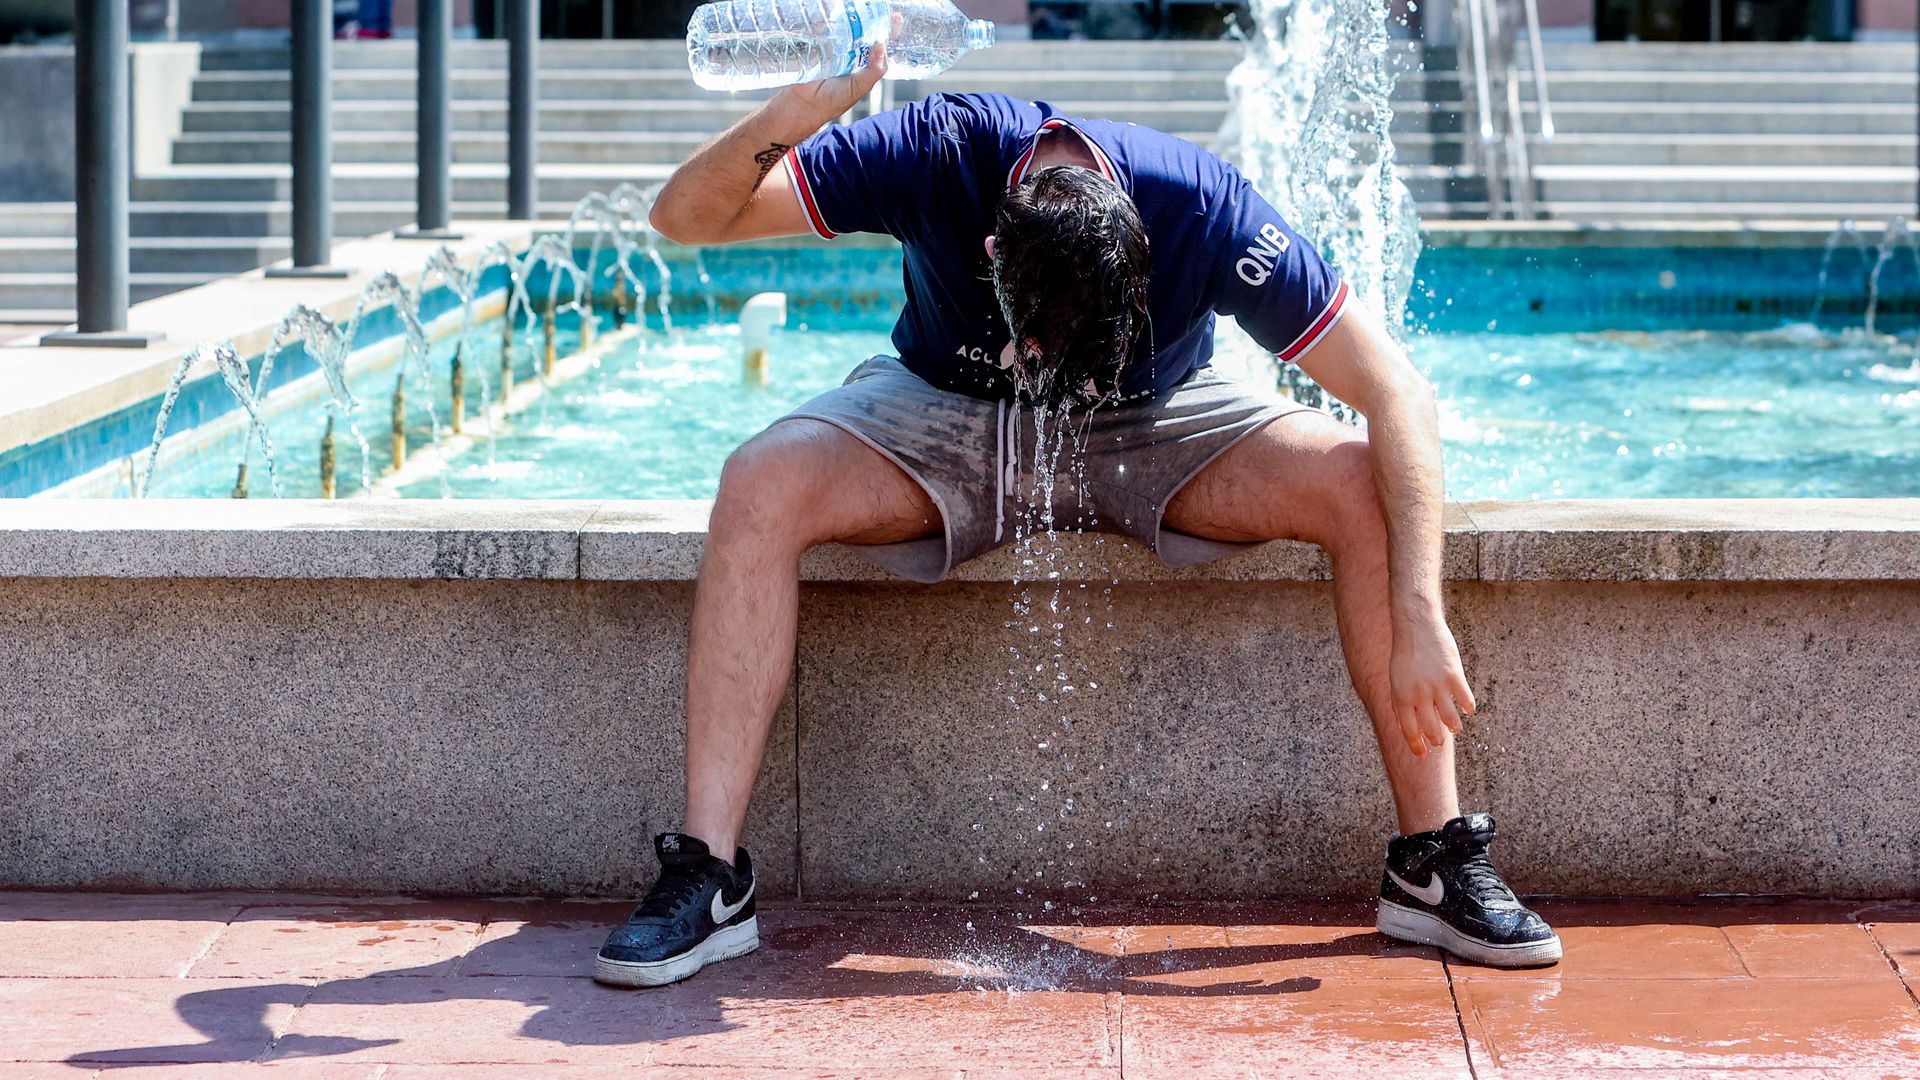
[67,903,1415,1068]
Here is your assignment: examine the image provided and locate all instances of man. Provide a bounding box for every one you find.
[594,50,1562,988]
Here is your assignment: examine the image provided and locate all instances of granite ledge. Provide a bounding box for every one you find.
[1463,499,1920,582]
[0,498,1916,583]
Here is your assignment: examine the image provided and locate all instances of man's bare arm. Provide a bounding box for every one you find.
[1298,302,1476,756]
[649,48,890,245]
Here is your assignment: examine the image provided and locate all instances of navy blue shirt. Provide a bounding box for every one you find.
[784,92,1348,401]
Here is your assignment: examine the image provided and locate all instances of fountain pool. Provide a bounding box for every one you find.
[11,237,1920,502]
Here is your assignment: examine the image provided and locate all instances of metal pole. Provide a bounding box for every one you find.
[268,0,351,276]
[401,0,461,238]
[43,0,160,347]
[507,0,538,220]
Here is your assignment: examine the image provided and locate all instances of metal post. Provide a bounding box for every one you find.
[267,0,351,277]
[43,0,161,347]
[399,0,462,239]
[507,0,538,220]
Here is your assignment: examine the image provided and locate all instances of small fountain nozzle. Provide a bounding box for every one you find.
[450,347,466,435]
[542,301,558,379]
[611,276,631,329]
[231,462,249,499]
[320,415,337,500]
[390,374,408,471]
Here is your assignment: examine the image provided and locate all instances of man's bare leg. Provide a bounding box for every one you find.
[1164,410,1459,835]
[682,419,941,862]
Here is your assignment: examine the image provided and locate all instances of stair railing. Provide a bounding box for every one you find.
[1460,0,1506,214]
[1456,0,1555,219]
[1520,0,1557,144]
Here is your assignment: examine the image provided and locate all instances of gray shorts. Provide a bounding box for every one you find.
[784,356,1314,583]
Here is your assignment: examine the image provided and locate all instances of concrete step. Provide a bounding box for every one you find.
[193,38,1251,72]
[0,272,203,310]
[185,67,1302,105]
[178,97,1246,136]
[1,202,430,240]
[197,39,692,71]
[1540,70,1917,105]
[170,130,707,166]
[180,98,765,135]
[1526,102,1919,137]
[125,162,1483,206]
[182,64,1920,110]
[0,307,76,325]
[185,68,791,104]
[0,203,78,239]
[1535,199,1920,221]
[125,200,422,238]
[8,199,635,244]
[1532,134,1920,169]
[1532,165,1920,204]
[1539,41,1919,73]
[174,127,1231,166]
[132,164,678,205]
[0,237,290,275]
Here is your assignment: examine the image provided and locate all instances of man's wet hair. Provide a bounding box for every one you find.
[991,165,1150,406]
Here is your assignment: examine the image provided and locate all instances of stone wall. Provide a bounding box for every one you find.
[0,499,1915,900]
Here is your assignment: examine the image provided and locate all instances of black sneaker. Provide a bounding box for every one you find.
[1376,813,1562,968]
[594,833,759,987]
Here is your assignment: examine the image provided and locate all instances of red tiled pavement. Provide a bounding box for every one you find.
[1457,976,1920,1072]
[0,893,243,978]
[1,893,1917,1076]
[188,901,492,981]
[1861,902,1920,986]
[0,976,305,1065]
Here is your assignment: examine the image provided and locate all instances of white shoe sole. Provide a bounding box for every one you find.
[594,916,760,987]
[1377,899,1563,968]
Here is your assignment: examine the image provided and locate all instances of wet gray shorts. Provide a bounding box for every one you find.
[783,356,1314,583]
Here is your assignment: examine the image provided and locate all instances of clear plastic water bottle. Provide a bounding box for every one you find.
[687,0,995,92]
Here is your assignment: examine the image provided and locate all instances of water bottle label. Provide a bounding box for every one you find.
[834,0,886,77]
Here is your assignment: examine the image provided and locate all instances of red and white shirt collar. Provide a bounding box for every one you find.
[1006,118,1116,190]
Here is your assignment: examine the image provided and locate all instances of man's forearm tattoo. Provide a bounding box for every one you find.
[751,142,791,189]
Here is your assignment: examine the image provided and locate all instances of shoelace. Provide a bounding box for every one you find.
[633,867,708,920]
[1451,844,1521,909]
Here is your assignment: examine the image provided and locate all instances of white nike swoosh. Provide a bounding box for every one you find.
[1387,867,1444,906]
[710,878,755,925]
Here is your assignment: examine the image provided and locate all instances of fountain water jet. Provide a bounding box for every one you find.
[1864,218,1920,340]
[1218,0,1421,417]
[134,188,685,499]
[1809,220,1874,325]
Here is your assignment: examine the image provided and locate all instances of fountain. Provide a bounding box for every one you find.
[418,245,491,420]
[1863,218,1920,340]
[1219,0,1422,418]
[134,190,685,500]
[1809,220,1874,324]
[612,182,677,333]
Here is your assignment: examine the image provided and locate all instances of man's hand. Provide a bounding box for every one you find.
[1389,616,1476,757]
[774,41,890,129]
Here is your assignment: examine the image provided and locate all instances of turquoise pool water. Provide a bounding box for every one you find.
[31,242,1920,500]
[133,311,1920,501]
